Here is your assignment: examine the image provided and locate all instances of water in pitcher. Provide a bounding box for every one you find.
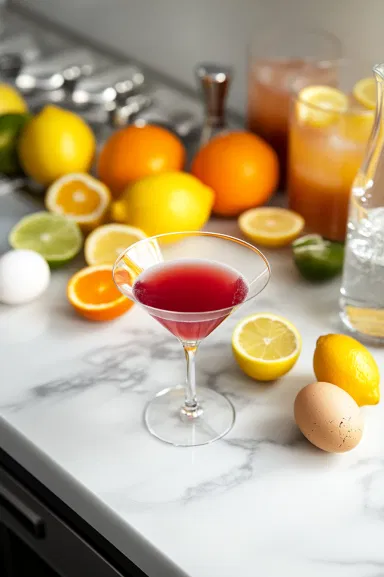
[340,63,384,340]
[340,203,384,336]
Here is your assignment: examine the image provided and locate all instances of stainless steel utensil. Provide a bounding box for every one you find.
[72,64,145,106]
[16,48,96,92]
[195,62,232,147]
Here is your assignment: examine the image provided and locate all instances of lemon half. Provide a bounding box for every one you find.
[239,207,304,248]
[297,85,348,128]
[84,223,147,266]
[232,313,302,381]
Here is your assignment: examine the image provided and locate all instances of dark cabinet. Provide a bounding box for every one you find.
[1,525,60,576]
[0,451,147,577]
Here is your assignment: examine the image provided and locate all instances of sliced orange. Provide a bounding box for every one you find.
[45,173,111,232]
[67,265,133,321]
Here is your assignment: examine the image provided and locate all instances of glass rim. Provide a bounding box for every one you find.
[113,230,271,318]
[248,26,342,64]
[292,58,377,117]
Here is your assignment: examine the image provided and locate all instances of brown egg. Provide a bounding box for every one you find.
[294,381,364,453]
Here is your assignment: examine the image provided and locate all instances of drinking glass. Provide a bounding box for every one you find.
[288,60,375,242]
[247,27,341,186]
[113,232,270,447]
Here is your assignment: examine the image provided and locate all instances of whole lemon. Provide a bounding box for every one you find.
[313,334,380,406]
[0,83,27,115]
[111,172,214,236]
[18,105,95,186]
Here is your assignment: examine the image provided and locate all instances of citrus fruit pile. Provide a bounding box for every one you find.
[3,95,218,320]
[4,73,374,322]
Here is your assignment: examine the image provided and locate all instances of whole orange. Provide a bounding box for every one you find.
[97,124,186,197]
[191,131,279,216]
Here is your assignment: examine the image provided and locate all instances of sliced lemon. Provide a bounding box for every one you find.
[353,77,376,110]
[46,173,111,233]
[232,313,302,381]
[84,223,147,266]
[297,85,348,128]
[238,207,304,248]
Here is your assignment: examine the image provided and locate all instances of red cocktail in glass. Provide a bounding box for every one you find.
[133,259,249,341]
[113,232,270,446]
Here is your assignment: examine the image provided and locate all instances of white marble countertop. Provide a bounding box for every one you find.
[1,191,384,577]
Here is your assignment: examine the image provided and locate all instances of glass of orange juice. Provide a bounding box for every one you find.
[288,61,376,242]
[247,28,341,186]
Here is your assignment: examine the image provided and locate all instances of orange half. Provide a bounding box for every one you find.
[46,173,111,232]
[67,265,133,321]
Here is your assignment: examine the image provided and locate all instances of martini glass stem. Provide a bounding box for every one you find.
[181,343,203,419]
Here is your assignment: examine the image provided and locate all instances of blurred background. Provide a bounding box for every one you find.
[10,0,384,115]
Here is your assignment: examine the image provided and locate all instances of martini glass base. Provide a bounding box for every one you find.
[145,385,235,447]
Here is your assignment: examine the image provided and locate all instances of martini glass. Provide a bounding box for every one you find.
[113,231,270,446]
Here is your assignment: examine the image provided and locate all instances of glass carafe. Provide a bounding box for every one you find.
[340,62,384,342]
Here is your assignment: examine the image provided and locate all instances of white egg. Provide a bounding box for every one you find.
[0,249,51,305]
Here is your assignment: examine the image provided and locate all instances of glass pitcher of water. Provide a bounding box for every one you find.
[340,62,384,341]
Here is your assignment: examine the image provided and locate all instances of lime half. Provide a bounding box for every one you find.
[9,212,83,267]
[292,234,344,282]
